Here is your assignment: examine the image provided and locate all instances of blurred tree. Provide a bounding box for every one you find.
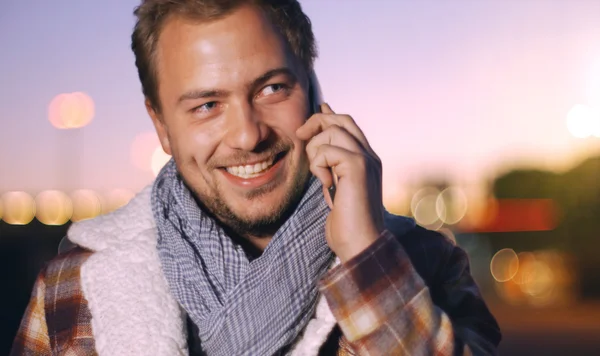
[493,169,561,199]
[560,157,600,297]
[489,157,600,298]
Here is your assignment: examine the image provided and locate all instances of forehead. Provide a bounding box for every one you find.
[155,5,295,99]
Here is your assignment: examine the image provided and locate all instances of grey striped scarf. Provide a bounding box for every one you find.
[152,159,334,355]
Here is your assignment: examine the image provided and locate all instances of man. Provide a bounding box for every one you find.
[12,0,500,355]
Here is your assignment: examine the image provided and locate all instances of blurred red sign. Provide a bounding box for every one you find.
[465,199,559,233]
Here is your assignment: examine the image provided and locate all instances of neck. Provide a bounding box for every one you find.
[247,235,272,251]
[224,229,272,259]
[215,180,313,256]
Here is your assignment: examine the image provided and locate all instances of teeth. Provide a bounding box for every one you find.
[226,157,276,178]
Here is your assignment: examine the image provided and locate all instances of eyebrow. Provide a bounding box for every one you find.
[177,67,297,104]
[177,89,230,104]
[247,67,297,92]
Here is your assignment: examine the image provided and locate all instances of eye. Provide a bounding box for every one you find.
[194,101,218,114]
[259,83,288,97]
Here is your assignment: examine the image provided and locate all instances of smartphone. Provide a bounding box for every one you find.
[308,71,336,203]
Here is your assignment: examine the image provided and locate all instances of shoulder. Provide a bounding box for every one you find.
[34,246,97,351]
[384,212,454,262]
[41,245,93,290]
[45,245,93,271]
[396,224,454,248]
[393,225,458,285]
[66,185,157,252]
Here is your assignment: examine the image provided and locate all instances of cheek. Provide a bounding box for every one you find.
[264,101,309,135]
[173,124,218,165]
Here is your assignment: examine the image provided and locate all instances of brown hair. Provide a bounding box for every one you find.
[131,0,318,112]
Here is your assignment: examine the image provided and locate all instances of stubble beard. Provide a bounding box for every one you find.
[187,158,312,239]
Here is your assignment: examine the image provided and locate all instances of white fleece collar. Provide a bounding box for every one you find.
[68,184,338,356]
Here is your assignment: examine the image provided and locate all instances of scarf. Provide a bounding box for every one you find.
[152,159,335,355]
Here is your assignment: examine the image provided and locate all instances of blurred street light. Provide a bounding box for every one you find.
[35,190,73,225]
[566,104,600,138]
[70,189,102,222]
[130,132,161,172]
[104,189,135,213]
[437,187,468,225]
[48,92,95,192]
[490,248,519,282]
[48,92,95,129]
[1,191,36,225]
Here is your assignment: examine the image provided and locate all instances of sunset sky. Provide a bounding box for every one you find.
[1,0,600,199]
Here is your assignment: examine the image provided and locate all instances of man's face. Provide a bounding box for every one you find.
[148,5,312,237]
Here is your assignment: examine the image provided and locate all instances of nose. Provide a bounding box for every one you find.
[222,101,270,151]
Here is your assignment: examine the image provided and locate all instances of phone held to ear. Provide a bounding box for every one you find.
[308,71,337,203]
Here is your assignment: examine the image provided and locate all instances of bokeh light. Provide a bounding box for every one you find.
[70,190,102,222]
[494,278,524,306]
[410,187,444,229]
[35,190,73,226]
[566,104,600,138]
[1,191,36,225]
[151,146,172,177]
[520,260,554,298]
[512,252,537,285]
[493,249,576,307]
[413,194,442,228]
[104,189,135,213]
[48,92,95,129]
[436,187,468,225]
[411,186,467,230]
[490,248,519,282]
[130,132,161,171]
[410,187,440,214]
[438,228,457,244]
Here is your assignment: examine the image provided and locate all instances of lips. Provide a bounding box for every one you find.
[225,158,275,178]
[223,151,286,179]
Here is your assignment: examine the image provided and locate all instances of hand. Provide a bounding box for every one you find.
[296,103,385,263]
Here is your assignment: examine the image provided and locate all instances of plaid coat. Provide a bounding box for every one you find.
[11,186,500,355]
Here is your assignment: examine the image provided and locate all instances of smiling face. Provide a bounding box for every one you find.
[147,5,312,238]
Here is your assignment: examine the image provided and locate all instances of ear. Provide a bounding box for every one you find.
[145,99,172,155]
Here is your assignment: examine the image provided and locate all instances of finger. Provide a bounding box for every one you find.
[305,124,363,163]
[308,144,364,189]
[297,109,373,157]
[298,110,367,144]
[298,112,377,160]
[318,104,353,164]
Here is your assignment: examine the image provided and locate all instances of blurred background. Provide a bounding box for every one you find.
[1,0,600,354]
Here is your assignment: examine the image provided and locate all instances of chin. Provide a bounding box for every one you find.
[183,155,310,236]
[213,194,291,238]
[214,169,309,237]
[226,180,294,218]
[233,206,281,226]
